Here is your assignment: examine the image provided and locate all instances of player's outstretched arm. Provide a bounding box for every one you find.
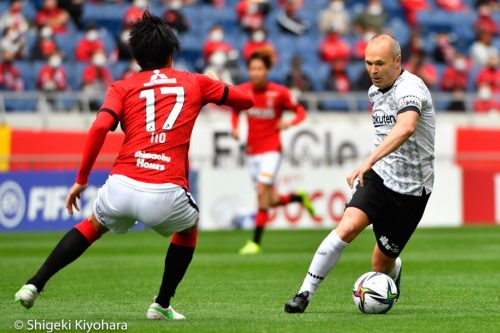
[65,112,116,214]
[347,111,419,188]
[223,87,254,110]
[199,74,254,110]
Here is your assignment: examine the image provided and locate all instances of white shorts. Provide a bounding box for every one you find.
[247,152,282,185]
[93,175,198,237]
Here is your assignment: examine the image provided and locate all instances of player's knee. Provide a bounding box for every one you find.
[335,220,362,243]
[257,183,273,209]
[75,216,107,244]
[172,229,198,248]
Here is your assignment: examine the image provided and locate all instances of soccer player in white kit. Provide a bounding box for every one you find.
[285,34,435,313]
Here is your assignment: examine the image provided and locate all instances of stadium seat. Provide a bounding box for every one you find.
[21,1,37,21]
[110,61,129,81]
[4,99,37,112]
[346,62,366,85]
[319,100,350,112]
[54,34,78,60]
[16,61,36,91]
[82,3,128,36]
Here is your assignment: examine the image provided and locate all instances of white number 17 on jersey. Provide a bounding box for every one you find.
[139,87,185,132]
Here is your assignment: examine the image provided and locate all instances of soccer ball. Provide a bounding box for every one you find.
[352,272,398,314]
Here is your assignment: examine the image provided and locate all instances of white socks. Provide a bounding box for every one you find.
[388,257,402,281]
[299,230,348,299]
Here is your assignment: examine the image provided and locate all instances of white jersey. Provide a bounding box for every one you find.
[368,70,435,196]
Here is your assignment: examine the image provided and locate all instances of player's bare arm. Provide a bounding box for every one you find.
[347,110,419,188]
[65,183,88,215]
[65,111,116,214]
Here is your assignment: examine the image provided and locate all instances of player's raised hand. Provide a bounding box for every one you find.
[65,183,88,215]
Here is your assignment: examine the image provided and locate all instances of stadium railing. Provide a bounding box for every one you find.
[0,91,494,119]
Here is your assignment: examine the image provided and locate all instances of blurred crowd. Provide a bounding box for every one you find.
[0,0,498,112]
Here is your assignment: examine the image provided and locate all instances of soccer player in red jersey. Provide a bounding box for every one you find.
[15,12,254,320]
[231,50,316,255]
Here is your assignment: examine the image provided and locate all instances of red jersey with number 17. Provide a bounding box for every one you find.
[100,68,228,188]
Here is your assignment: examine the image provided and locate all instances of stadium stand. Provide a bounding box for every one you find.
[0,0,498,113]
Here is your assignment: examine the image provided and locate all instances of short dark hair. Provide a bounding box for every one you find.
[247,49,274,69]
[129,11,180,70]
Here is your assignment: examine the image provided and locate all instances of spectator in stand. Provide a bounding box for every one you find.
[441,54,469,112]
[400,0,428,29]
[120,60,141,80]
[0,26,26,59]
[474,2,497,36]
[32,26,59,60]
[242,28,276,61]
[474,83,499,112]
[202,0,225,7]
[58,0,84,29]
[443,90,467,112]
[164,0,190,33]
[115,27,132,61]
[0,51,24,91]
[470,30,498,66]
[353,0,386,35]
[35,0,70,34]
[203,24,236,62]
[401,31,424,62]
[38,52,67,92]
[404,49,438,89]
[38,51,68,110]
[319,26,350,64]
[441,54,469,92]
[432,31,456,64]
[124,0,148,27]
[0,0,29,36]
[236,0,270,32]
[82,50,112,111]
[353,30,376,60]
[436,0,467,11]
[475,0,499,11]
[75,25,105,62]
[324,59,350,93]
[277,0,308,36]
[319,0,350,35]
[476,53,499,93]
[203,51,235,85]
[285,55,313,93]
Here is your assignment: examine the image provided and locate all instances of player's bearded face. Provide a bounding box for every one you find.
[248,60,268,87]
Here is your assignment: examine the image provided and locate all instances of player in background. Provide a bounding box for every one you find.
[15,12,253,320]
[232,50,316,255]
[284,34,435,313]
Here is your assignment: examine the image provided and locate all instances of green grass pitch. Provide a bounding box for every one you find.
[1,227,499,333]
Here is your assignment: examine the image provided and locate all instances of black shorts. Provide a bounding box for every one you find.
[346,169,430,258]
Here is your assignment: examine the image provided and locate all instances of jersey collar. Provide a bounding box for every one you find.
[378,69,404,94]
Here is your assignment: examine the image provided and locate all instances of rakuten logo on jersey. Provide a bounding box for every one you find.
[372,111,396,127]
[247,108,275,119]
